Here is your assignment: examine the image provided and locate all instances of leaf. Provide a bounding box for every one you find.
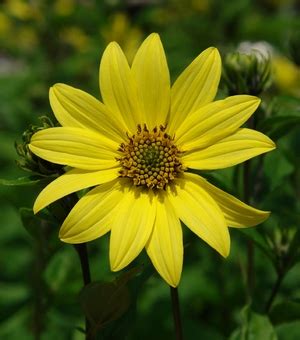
[270,300,300,325]
[264,150,294,190]
[259,116,300,141]
[20,207,43,239]
[239,228,275,264]
[19,207,58,241]
[275,321,300,340]
[230,305,277,340]
[0,306,31,338]
[100,264,154,340]
[44,247,74,292]
[79,268,141,336]
[81,281,130,334]
[0,176,45,186]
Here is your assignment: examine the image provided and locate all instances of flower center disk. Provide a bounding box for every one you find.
[118,125,184,189]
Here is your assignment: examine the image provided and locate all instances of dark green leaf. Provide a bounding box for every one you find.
[275,321,300,340]
[0,176,45,186]
[264,150,294,190]
[230,305,277,340]
[239,229,275,264]
[259,116,300,140]
[19,207,57,240]
[20,208,42,239]
[79,268,142,336]
[270,300,300,325]
[44,247,74,292]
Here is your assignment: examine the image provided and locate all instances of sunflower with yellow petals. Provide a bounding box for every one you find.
[29,33,275,287]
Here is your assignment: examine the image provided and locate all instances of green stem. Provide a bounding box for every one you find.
[265,272,284,313]
[75,243,91,339]
[170,286,184,340]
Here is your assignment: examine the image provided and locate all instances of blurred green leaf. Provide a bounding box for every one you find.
[79,268,142,336]
[19,207,45,240]
[0,283,29,306]
[275,321,300,340]
[44,247,73,292]
[264,150,294,190]
[230,306,277,340]
[270,300,300,325]
[19,207,57,241]
[239,229,275,263]
[0,176,46,186]
[259,116,300,140]
[0,306,31,339]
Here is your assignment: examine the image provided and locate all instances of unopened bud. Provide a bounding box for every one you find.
[222,51,272,96]
[15,116,64,176]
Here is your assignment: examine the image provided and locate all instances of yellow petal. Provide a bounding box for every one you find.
[168,47,221,135]
[99,41,141,134]
[59,179,125,243]
[168,173,230,257]
[49,83,127,143]
[131,33,170,129]
[33,167,120,213]
[29,127,119,170]
[175,95,261,150]
[195,176,270,227]
[146,193,183,287]
[182,128,276,170]
[110,188,156,271]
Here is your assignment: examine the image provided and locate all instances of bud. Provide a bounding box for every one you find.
[289,30,300,66]
[222,51,272,96]
[15,116,64,176]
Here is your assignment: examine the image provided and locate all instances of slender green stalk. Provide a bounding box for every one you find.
[75,243,91,339]
[170,286,184,340]
[265,272,284,313]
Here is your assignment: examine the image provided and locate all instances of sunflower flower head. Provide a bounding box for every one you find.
[29,33,275,287]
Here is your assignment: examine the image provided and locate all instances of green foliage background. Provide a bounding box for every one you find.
[1,0,300,339]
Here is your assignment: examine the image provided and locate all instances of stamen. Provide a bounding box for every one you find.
[117,125,185,190]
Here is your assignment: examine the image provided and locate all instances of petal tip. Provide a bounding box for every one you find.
[59,236,72,244]
[220,246,230,258]
[59,229,72,243]
[147,32,160,40]
[207,46,220,58]
[110,262,122,272]
[51,83,65,92]
[248,95,261,105]
[107,41,121,52]
[33,202,41,215]
[168,280,179,288]
[258,210,271,224]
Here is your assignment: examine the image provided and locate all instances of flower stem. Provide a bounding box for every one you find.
[170,286,183,340]
[265,272,284,313]
[75,243,91,339]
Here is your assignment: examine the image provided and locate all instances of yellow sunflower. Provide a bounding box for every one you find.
[29,33,275,287]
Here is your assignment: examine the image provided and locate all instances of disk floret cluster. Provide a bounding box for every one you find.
[118,124,185,189]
